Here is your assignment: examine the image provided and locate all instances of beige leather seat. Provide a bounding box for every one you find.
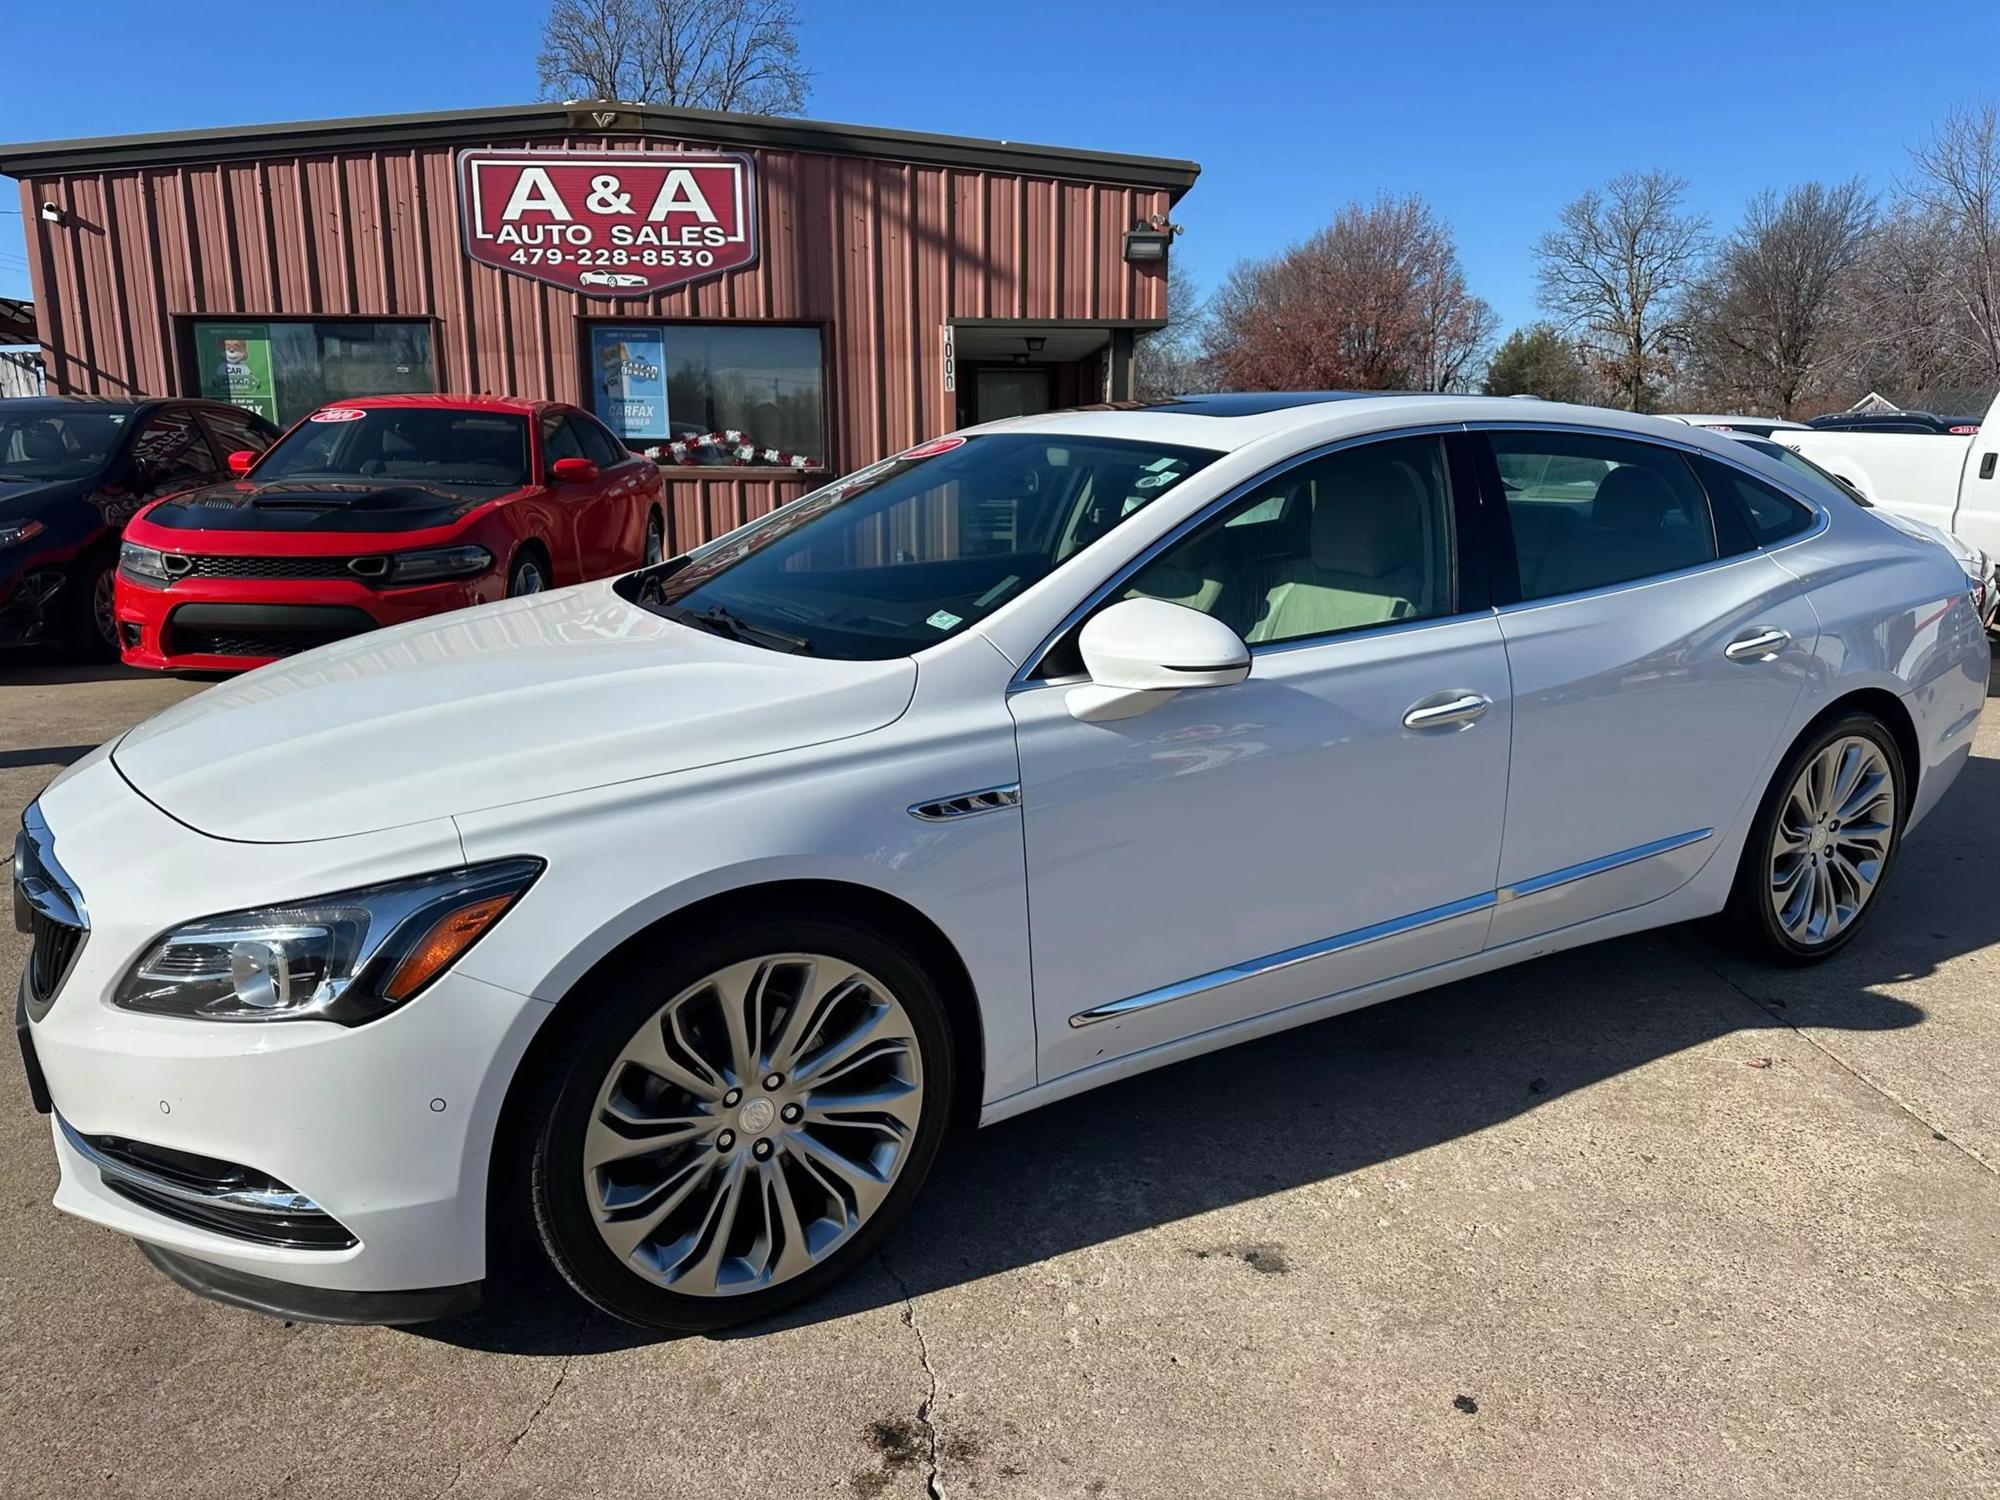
[1125,525,1226,616]
[1250,463,1428,643]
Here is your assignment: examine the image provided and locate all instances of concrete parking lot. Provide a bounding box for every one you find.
[2,658,1997,1500]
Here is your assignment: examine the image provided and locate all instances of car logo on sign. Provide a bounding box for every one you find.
[579,271,649,289]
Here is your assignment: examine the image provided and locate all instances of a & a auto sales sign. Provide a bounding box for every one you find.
[457,149,757,297]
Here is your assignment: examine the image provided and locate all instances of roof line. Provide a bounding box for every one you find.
[0,100,1201,198]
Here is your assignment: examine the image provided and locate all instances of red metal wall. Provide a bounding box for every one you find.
[18,135,1171,552]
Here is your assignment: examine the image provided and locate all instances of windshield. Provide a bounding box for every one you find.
[620,432,1220,659]
[1741,438,1873,507]
[0,409,129,481]
[254,408,531,488]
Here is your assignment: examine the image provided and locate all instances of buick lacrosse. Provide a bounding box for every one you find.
[14,394,1987,1330]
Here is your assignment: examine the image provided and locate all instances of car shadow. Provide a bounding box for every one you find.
[413,746,2000,1358]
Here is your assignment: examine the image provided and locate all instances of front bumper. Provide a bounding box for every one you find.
[19,757,553,1308]
[115,570,500,671]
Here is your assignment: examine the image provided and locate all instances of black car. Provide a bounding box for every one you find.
[1805,410,1982,435]
[0,396,279,657]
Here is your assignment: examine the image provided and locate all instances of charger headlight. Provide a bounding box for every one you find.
[119,540,171,583]
[113,857,542,1023]
[384,545,493,585]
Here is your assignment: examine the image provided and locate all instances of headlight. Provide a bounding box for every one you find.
[119,540,171,583]
[114,857,542,1023]
[383,544,493,585]
[0,518,45,550]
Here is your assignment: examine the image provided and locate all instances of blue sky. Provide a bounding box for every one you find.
[4,0,1999,336]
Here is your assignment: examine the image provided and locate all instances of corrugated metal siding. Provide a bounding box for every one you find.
[19,133,1169,549]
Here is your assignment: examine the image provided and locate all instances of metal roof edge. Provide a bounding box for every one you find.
[0,101,1202,199]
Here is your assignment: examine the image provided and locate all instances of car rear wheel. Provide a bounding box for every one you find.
[1722,711,1905,963]
[506,551,548,597]
[526,916,955,1331]
[63,553,119,662]
[642,510,665,567]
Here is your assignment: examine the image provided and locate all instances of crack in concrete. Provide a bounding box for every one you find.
[880,1251,946,1500]
[1674,934,1998,1176]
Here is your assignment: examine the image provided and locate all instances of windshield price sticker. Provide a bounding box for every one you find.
[310,408,368,423]
[458,149,758,298]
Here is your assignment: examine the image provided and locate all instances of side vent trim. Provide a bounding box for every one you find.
[908,783,1022,822]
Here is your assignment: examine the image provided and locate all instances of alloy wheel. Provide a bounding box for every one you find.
[643,515,665,566]
[510,560,545,596]
[1769,734,1896,947]
[91,568,118,651]
[582,953,925,1297]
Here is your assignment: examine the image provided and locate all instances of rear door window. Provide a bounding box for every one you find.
[1487,430,1718,600]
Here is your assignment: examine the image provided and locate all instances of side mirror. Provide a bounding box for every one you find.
[551,456,599,484]
[226,449,257,477]
[1066,597,1250,723]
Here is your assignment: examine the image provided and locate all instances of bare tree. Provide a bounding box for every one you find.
[1203,194,1490,392]
[1132,272,1213,401]
[1534,170,1709,411]
[1846,201,1975,401]
[1682,179,1874,416]
[538,0,810,115]
[1908,101,2000,381]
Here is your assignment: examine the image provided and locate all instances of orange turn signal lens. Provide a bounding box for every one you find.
[381,895,514,1001]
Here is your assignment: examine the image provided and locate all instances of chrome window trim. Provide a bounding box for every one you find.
[1011,423,1474,689]
[1066,827,1712,1029]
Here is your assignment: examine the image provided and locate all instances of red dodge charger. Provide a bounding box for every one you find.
[115,395,665,671]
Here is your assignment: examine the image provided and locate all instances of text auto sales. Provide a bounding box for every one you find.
[495,169,730,266]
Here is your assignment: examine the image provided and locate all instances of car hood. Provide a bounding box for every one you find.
[110,582,918,843]
[0,476,83,518]
[139,478,501,534]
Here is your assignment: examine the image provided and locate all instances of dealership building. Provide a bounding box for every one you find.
[0,102,1196,550]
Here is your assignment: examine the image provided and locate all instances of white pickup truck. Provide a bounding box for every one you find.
[1773,394,2000,559]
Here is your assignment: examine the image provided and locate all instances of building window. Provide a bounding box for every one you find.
[188,319,436,427]
[586,322,825,469]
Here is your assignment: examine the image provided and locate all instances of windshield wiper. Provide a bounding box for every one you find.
[667,603,812,654]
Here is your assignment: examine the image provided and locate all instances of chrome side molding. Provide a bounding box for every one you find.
[908,783,1022,822]
[1069,828,1713,1028]
[1494,827,1711,903]
[1069,891,1497,1028]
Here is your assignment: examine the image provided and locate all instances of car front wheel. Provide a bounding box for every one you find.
[1722,710,1905,963]
[64,553,120,661]
[527,916,955,1330]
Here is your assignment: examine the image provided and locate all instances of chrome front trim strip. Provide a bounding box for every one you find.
[908,783,1022,822]
[57,1116,328,1218]
[1066,828,1714,1029]
[1069,891,1497,1028]
[15,801,87,932]
[1494,827,1712,903]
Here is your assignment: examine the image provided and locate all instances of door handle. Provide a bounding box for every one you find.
[1403,692,1491,731]
[1724,628,1791,662]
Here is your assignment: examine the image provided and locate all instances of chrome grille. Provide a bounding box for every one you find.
[14,805,87,1021]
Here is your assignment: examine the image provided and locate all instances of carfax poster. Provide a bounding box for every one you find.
[194,323,278,422]
[590,326,669,441]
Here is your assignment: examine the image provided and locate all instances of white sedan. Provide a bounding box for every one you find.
[14,394,1988,1330]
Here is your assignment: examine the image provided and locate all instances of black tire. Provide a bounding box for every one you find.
[62,551,120,662]
[505,547,550,597]
[1720,710,1906,964]
[525,915,956,1332]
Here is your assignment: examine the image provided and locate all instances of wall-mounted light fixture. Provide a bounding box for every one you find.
[38,202,65,225]
[1123,213,1181,264]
